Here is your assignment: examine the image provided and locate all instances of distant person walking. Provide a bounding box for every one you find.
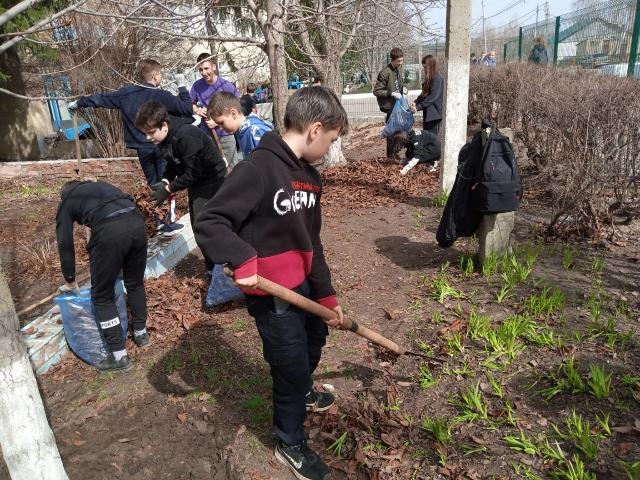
[410,55,443,135]
[528,37,549,65]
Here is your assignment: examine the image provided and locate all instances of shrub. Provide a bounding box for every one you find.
[469,63,640,235]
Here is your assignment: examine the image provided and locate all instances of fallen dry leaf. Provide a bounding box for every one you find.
[177,413,187,424]
[73,439,86,446]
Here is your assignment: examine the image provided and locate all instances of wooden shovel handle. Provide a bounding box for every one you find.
[222,266,406,355]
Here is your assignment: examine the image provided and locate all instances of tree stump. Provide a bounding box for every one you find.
[478,127,515,264]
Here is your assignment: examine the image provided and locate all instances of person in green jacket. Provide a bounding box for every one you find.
[374,48,405,157]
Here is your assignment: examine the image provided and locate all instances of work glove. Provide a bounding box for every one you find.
[391,92,402,99]
[174,73,187,88]
[149,182,170,207]
[67,101,78,111]
[58,284,81,296]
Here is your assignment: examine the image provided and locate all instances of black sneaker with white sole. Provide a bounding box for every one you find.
[95,354,133,374]
[306,389,335,412]
[134,332,152,349]
[275,439,331,480]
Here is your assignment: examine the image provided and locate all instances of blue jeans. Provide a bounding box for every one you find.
[137,147,167,186]
[244,279,328,446]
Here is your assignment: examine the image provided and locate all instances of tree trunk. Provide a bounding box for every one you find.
[264,0,288,134]
[0,263,68,480]
[322,137,346,167]
[321,59,347,168]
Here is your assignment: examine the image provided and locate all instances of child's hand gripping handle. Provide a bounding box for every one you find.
[222,265,406,355]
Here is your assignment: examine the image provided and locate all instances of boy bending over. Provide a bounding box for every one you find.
[194,86,348,480]
[135,101,228,273]
[207,91,274,158]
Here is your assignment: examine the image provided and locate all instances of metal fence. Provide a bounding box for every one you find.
[341,0,640,118]
[504,0,640,76]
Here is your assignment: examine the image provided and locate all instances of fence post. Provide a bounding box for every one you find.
[518,27,523,60]
[553,16,561,66]
[503,43,507,63]
[628,0,640,77]
[341,57,345,93]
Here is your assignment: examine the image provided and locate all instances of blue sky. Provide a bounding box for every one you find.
[427,0,578,38]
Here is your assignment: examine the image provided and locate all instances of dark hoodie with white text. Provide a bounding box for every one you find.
[193,131,337,308]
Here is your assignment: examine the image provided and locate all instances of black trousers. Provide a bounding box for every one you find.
[188,176,226,271]
[424,119,441,136]
[384,110,393,157]
[245,279,328,446]
[88,210,148,352]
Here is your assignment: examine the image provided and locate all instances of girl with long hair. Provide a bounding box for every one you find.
[410,55,444,134]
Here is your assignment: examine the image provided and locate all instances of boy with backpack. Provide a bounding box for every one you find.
[207,91,273,158]
[67,59,192,236]
[193,86,348,480]
[528,37,549,65]
[134,100,228,272]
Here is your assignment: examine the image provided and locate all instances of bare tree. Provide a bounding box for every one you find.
[0,262,69,479]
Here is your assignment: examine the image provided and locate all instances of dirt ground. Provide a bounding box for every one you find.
[3,124,640,480]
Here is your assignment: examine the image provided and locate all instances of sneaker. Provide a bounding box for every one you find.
[163,222,185,237]
[274,439,331,480]
[306,389,335,412]
[400,158,419,175]
[95,354,133,374]
[429,161,439,173]
[134,332,152,349]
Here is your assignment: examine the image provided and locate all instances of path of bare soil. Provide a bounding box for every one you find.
[3,125,640,480]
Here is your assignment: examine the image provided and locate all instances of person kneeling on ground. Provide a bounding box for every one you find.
[56,180,150,374]
[388,129,441,175]
[207,91,274,158]
[193,86,348,480]
[134,100,228,273]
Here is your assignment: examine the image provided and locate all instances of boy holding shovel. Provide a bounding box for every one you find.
[193,86,347,480]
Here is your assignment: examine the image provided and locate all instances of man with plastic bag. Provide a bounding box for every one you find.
[56,180,150,374]
[374,47,405,157]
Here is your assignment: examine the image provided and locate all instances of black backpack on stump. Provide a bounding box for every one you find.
[475,121,522,214]
[436,119,522,247]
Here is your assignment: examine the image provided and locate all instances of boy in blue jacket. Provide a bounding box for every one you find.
[194,87,348,480]
[68,59,193,235]
[206,91,273,159]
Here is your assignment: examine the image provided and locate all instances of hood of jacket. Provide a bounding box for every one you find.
[164,115,195,143]
[249,130,305,171]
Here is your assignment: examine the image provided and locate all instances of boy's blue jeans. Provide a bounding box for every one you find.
[244,279,328,446]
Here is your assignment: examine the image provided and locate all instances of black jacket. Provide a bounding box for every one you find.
[405,130,441,164]
[240,94,257,116]
[193,131,337,308]
[56,181,135,282]
[414,71,444,123]
[160,116,227,192]
[528,44,548,65]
